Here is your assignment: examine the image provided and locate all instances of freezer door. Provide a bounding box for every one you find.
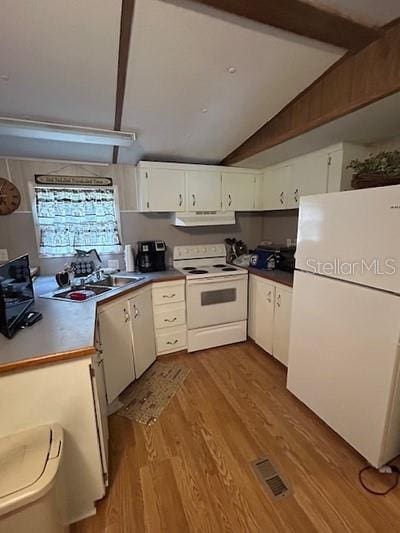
[287,271,400,467]
[295,185,400,293]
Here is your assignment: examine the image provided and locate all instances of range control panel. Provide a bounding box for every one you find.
[173,244,226,260]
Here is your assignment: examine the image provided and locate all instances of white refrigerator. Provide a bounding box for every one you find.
[287,185,400,468]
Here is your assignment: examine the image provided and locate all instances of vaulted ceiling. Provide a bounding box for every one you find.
[0,0,398,165]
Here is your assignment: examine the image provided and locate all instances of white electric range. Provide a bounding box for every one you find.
[173,244,248,352]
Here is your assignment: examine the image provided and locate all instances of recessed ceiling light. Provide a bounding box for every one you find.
[201,107,208,113]
[227,66,236,74]
[0,74,9,81]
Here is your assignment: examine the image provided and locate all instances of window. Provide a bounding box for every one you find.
[33,186,122,257]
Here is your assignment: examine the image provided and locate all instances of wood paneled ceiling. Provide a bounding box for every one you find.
[0,0,399,164]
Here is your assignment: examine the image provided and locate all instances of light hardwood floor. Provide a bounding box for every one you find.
[72,342,400,532]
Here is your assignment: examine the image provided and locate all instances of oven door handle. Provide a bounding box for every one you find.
[187,275,246,285]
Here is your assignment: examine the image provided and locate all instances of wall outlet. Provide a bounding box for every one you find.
[0,249,8,262]
[108,259,120,271]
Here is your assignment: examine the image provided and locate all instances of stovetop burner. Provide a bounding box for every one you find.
[190,269,208,274]
[182,266,197,270]
[213,264,227,268]
[222,267,238,271]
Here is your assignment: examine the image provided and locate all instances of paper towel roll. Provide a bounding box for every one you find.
[124,244,135,272]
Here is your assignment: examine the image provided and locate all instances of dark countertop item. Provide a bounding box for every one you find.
[247,267,294,288]
[0,269,185,375]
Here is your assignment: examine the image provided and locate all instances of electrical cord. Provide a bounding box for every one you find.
[359,463,400,495]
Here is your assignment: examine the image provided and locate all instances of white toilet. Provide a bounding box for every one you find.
[0,423,68,533]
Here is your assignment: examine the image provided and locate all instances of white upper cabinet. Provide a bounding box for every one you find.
[289,151,329,208]
[186,170,221,211]
[222,172,256,211]
[261,143,368,211]
[137,165,186,212]
[262,164,293,210]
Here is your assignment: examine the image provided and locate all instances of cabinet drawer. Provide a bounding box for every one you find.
[156,326,187,354]
[152,283,185,305]
[154,304,186,330]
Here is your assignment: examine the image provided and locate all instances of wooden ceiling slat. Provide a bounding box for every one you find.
[190,0,381,50]
[222,20,400,165]
[113,0,135,164]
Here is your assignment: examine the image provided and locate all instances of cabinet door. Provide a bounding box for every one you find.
[129,289,156,378]
[143,167,185,211]
[262,165,292,210]
[248,275,275,354]
[290,152,329,208]
[222,172,255,210]
[90,355,109,482]
[273,287,292,367]
[97,300,135,403]
[186,171,221,211]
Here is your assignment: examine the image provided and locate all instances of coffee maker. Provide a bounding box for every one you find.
[136,241,166,273]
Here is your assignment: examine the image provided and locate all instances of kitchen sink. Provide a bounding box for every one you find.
[40,275,145,302]
[45,285,113,301]
[88,275,145,288]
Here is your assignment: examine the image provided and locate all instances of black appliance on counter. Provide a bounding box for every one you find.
[137,240,166,273]
[251,245,296,272]
[0,254,36,338]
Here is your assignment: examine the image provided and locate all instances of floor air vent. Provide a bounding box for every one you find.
[251,457,291,499]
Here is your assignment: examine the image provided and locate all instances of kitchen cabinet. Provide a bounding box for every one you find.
[97,297,136,403]
[152,280,187,355]
[326,143,369,192]
[186,170,221,211]
[262,164,293,210]
[129,287,156,378]
[136,164,185,212]
[273,286,293,366]
[90,351,109,484]
[248,275,275,353]
[221,172,256,210]
[262,143,368,210]
[289,152,329,208]
[248,274,293,367]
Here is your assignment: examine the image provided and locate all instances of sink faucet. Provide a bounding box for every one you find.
[76,267,104,286]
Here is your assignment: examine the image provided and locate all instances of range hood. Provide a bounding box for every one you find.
[171,211,236,227]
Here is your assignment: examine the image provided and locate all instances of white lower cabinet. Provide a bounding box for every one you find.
[129,288,156,378]
[97,286,156,404]
[152,280,187,355]
[272,286,293,366]
[248,275,275,354]
[248,274,293,366]
[97,297,136,404]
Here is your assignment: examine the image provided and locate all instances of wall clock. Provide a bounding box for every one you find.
[0,177,21,215]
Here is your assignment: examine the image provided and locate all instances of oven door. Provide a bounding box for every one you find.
[186,275,248,329]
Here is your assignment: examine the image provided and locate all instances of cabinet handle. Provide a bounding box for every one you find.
[162,293,176,299]
[166,339,178,345]
[178,193,183,206]
[267,290,272,303]
[294,188,299,203]
[164,317,177,323]
[192,194,196,207]
[133,304,140,319]
[228,194,232,207]
[279,192,284,205]
[123,308,130,322]
[276,294,281,308]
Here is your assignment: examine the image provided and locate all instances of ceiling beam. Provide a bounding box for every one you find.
[113,0,135,164]
[189,0,381,50]
[222,19,400,166]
